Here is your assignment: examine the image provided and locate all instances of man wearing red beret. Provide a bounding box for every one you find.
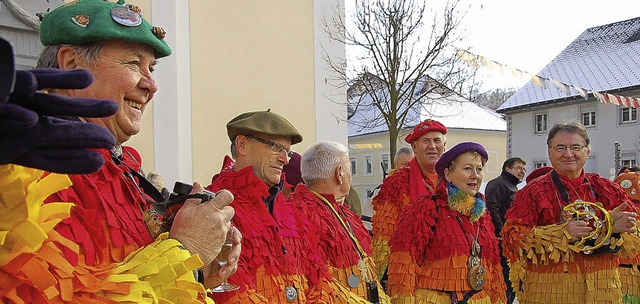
[370,119,447,284]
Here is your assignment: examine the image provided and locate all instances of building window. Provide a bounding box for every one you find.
[381,153,389,173]
[581,107,596,127]
[365,155,373,175]
[534,113,547,133]
[621,107,638,123]
[621,153,638,168]
[350,157,357,176]
[533,161,547,169]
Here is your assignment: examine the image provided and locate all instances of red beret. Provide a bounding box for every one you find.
[404,119,447,143]
[435,142,488,177]
[525,166,553,183]
[614,170,640,201]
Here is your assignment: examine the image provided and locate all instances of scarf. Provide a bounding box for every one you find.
[447,182,486,222]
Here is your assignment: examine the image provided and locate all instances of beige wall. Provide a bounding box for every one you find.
[188,1,317,184]
[350,128,507,217]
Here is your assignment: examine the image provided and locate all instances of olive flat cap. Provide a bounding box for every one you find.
[40,0,171,58]
[227,109,303,145]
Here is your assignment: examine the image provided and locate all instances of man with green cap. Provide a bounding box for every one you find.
[5,1,240,302]
[206,110,336,303]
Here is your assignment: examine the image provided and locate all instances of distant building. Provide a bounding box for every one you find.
[498,17,640,179]
[348,81,507,219]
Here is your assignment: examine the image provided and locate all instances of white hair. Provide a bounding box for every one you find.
[301,141,349,185]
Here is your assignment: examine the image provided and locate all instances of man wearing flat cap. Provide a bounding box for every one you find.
[10,0,240,302]
[370,119,447,282]
[206,110,335,303]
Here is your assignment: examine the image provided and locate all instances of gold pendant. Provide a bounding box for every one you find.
[468,264,486,290]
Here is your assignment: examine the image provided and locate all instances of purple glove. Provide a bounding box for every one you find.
[0,38,119,173]
[0,104,116,173]
[10,68,118,117]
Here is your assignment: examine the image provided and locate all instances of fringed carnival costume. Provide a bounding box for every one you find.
[371,158,438,279]
[206,163,334,303]
[386,181,506,303]
[285,185,390,303]
[502,170,640,304]
[1,160,212,303]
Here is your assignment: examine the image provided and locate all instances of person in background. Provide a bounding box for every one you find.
[206,110,334,303]
[347,186,363,215]
[502,121,640,304]
[486,157,526,303]
[614,166,640,304]
[282,151,303,198]
[285,141,389,303]
[390,146,414,175]
[386,142,506,303]
[370,119,447,282]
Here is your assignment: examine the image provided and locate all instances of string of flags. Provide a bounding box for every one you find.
[456,49,639,109]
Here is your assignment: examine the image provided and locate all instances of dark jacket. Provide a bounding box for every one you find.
[486,170,520,237]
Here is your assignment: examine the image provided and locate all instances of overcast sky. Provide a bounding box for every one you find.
[346,0,640,92]
[462,0,640,90]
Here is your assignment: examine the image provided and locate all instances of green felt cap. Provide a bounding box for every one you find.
[40,0,171,58]
[227,109,303,145]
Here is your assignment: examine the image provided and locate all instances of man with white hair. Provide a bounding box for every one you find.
[285,142,389,303]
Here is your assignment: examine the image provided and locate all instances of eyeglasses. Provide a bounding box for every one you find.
[247,135,294,158]
[551,144,587,153]
[512,166,527,172]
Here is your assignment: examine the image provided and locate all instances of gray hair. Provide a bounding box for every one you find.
[36,43,104,68]
[546,120,590,147]
[395,146,414,160]
[301,141,349,185]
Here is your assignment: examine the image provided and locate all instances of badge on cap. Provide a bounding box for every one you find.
[152,26,166,39]
[71,14,90,28]
[111,7,142,27]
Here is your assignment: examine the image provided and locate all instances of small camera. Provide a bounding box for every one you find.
[158,182,216,232]
[170,181,216,203]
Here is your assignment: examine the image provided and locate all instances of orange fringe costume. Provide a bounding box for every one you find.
[371,158,437,279]
[0,159,211,302]
[285,185,390,303]
[502,170,640,304]
[615,171,640,304]
[386,181,506,304]
[206,164,334,303]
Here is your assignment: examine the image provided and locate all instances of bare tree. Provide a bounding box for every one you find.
[473,88,517,110]
[323,0,480,166]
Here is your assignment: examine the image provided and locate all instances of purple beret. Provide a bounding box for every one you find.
[282,151,303,188]
[526,166,553,183]
[404,119,447,143]
[435,142,488,177]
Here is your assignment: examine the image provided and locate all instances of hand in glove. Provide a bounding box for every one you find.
[0,41,119,173]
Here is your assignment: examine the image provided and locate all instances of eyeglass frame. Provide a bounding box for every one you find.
[550,144,588,153]
[246,134,294,158]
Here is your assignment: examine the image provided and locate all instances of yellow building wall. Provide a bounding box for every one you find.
[189,1,316,184]
[127,1,318,184]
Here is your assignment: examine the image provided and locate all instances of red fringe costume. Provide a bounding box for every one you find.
[0,149,211,303]
[285,185,390,303]
[371,158,437,278]
[502,170,640,304]
[206,163,333,303]
[386,181,506,304]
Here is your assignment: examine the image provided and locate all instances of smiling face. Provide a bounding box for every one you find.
[444,152,484,196]
[548,130,590,178]
[411,131,446,174]
[67,40,158,145]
